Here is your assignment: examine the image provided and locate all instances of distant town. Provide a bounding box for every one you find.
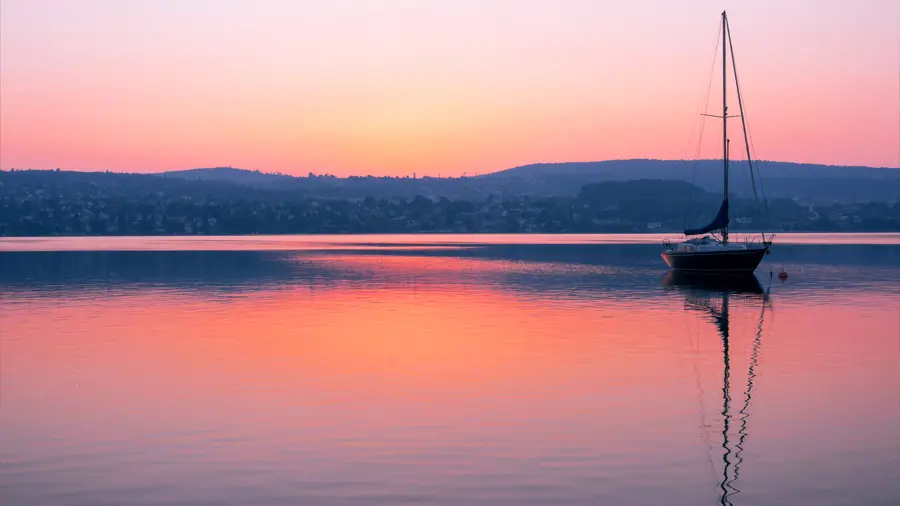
[2,164,897,236]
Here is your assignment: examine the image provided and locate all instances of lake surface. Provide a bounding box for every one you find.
[1,234,898,506]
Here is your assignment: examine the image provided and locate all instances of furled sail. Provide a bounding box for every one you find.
[684,199,729,236]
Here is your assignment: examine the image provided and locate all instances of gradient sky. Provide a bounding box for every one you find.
[2,0,899,176]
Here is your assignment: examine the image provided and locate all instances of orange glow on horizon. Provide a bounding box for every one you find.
[1,1,898,175]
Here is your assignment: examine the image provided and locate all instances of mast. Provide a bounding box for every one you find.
[722,10,729,244]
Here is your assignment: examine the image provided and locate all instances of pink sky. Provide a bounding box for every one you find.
[2,0,898,176]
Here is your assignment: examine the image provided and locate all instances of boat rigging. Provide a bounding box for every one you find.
[661,11,772,273]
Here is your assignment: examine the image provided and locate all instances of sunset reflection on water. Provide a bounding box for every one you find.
[1,236,898,506]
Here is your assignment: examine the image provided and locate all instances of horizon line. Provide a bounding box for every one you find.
[3,157,899,176]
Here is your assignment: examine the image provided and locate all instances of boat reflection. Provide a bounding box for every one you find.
[662,271,766,296]
[663,272,770,505]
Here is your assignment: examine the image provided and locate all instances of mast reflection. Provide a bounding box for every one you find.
[662,272,771,505]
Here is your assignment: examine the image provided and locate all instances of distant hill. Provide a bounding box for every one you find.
[479,159,900,203]
[7,158,896,204]
[157,159,899,203]
[489,159,896,179]
[162,167,299,188]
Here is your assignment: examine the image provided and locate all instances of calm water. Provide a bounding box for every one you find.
[1,234,898,506]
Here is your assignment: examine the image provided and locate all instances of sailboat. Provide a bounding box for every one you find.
[663,271,771,505]
[662,11,772,273]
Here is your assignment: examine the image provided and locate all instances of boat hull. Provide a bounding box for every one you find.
[661,246,768,272]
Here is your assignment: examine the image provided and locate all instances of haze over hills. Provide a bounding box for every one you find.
[159,159,900,203]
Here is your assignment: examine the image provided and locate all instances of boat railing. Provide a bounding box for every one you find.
[738,233,774,247]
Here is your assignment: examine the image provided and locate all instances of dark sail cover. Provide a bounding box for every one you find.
[684,199,729,236]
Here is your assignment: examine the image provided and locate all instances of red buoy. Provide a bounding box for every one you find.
[778,268,788,281]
